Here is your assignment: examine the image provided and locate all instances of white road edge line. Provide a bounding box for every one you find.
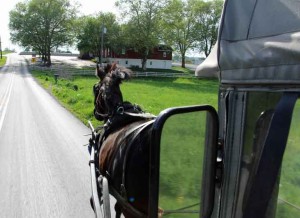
[0,74,14,133]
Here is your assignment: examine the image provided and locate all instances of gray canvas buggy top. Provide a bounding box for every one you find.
[196,0,300,85]
[195,0,300,217]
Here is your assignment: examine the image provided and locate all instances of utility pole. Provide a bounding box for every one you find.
[100,25,107,66]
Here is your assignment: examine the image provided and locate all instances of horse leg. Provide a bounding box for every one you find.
[115,203,122,218]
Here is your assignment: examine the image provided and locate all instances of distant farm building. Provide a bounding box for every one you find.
[80,45,172,69]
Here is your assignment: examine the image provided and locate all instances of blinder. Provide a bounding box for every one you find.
[93,82,106,121]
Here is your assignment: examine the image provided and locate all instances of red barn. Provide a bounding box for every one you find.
[103,45,172,69]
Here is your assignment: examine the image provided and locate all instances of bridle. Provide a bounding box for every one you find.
[94,80,110,120]
[94,63,131,122]
[94,75,123,121]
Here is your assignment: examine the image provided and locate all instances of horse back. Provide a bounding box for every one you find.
[98,119,154,216]
[99,119,153,179]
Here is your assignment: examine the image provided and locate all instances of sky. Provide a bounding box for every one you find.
[0,0,117,51]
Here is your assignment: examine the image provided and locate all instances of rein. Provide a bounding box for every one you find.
[101,119,154,218]
[95,101,156,148]
[95,85,109,118]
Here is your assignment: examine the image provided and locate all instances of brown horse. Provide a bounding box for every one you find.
[93,63,158,217]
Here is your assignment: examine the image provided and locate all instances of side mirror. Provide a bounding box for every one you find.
[149,105,219,217]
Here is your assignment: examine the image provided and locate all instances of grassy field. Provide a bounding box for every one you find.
[30,70,219,127]
[0,51,16,67]
[0,55,7,67]
[276,101,300,217]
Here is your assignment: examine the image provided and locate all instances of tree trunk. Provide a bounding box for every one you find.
[42,47,47,65]
[181,55,186,68]
[41,54,45,63]
[47,54,51,66]
[46,48,51,67]
[142,57,147,71]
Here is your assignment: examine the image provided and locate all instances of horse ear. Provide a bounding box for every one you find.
[110,62,118,71]
[96,64,106,80]
[104,64,112,74]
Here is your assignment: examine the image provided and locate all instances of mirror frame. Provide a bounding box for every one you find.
[149,105,219,218]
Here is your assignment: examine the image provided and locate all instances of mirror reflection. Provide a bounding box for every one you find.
[159,111,207,217]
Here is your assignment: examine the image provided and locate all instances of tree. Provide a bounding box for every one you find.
[75,12,122,61]
[9,0,78,66]
[161,0,200,68]
[116,0,166,70]
[161,0,223,68]
[75,16,99,58]
[194,0,223,57]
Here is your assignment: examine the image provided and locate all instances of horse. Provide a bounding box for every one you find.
[92,63,160,217]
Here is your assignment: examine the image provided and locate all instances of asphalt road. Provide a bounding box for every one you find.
[0,54,95,217]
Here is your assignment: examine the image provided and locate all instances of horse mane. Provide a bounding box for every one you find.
[96,63,132,81]
[109,62,117,71]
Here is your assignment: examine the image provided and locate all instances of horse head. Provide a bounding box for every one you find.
[94,63,131,122]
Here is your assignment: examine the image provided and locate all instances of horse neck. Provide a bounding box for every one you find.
[107,89,123,115]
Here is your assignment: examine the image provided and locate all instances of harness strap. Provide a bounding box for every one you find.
[118,120,154,147]
[108,182,148,218]
[243,92,299,218]
[124,111,157,119]
[99,120,154,178]
[121,120,155,193]
[94,110,109,119]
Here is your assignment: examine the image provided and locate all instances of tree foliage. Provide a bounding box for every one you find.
[194,0,223,57]
[75,13,122,60]
[116,0,167,70]
[9,0,78,66]
[161,0,223,68]
[160,0,199,68]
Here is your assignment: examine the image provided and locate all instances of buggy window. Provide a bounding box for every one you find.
[276,100,300,217]
[231,92,300,217]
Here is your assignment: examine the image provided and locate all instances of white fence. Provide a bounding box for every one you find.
[28,65,195,78]
[132,71,194,78]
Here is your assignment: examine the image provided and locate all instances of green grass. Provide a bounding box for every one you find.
[31,70,218,128]
[122,77,218,115]
[276,101,300,217]
[0,56,7,67]
[0,51,15,67]
[171,66,194,74]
